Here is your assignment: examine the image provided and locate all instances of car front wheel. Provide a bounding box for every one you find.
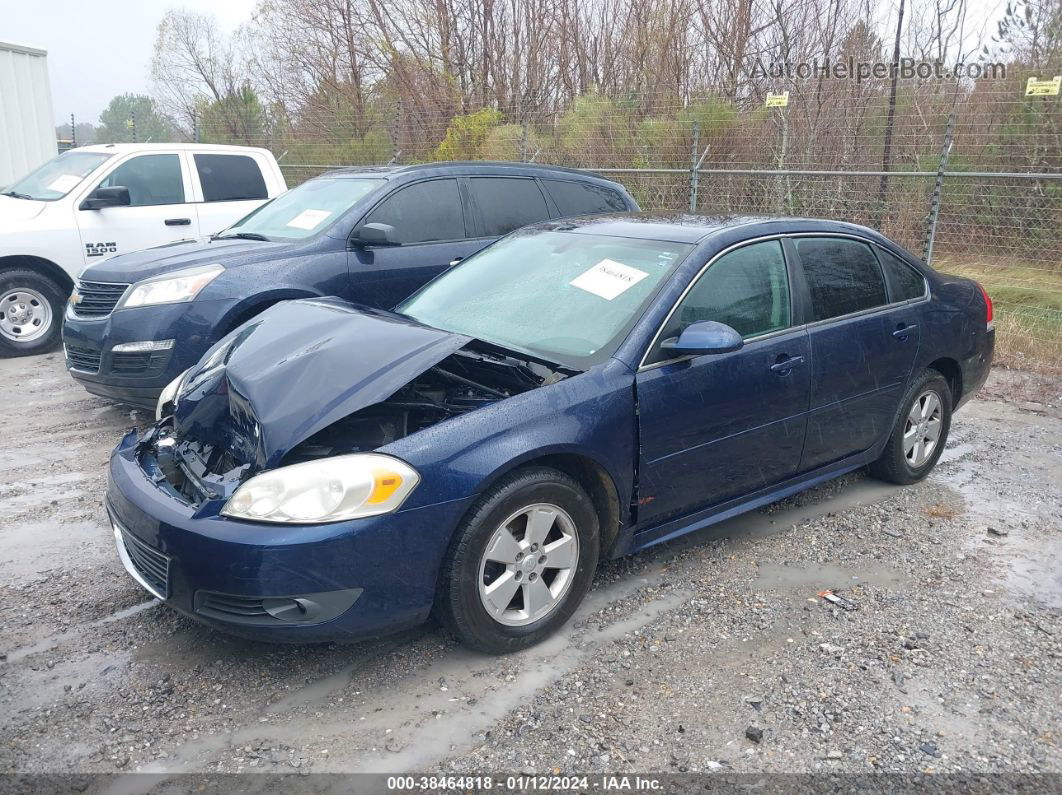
[869,369,953,485]
[435,466,600,653]
[0,269,66,358]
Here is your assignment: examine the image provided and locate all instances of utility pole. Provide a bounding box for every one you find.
[875,0,905,228]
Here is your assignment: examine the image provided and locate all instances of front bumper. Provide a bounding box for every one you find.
[107,430,473,642]
[62,299,237,408]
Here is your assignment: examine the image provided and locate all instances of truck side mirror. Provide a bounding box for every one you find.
[81,186,131,210]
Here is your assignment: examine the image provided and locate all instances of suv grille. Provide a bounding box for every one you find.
[72,280,129,317]
[65,345,102,373]
[111,350,170,376]
[120,528,170,597]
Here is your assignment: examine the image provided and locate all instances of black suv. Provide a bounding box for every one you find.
[63,162,639,406]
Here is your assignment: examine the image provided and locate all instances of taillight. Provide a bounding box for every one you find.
[978,282,994,331]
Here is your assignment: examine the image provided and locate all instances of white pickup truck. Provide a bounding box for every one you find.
[0,143,287,357]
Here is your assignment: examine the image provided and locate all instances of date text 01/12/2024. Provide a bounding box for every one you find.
[385,775,664,790]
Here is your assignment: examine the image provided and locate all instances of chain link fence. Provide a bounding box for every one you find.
[67,81,1062,370]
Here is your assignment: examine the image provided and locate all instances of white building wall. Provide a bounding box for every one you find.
[0,42,57,187]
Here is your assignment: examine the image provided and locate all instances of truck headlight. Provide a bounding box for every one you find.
[121,264,224,309]
[156,368,190,420]
[221,454,420,524]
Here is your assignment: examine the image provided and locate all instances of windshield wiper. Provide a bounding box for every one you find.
[212,232,269,242]
[2,190,33,200]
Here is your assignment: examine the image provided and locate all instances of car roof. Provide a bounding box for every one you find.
[320,161,625,185]
[524,213,896,246]
[76,143,274,156]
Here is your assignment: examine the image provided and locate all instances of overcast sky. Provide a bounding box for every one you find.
[4,0,256,127]
[6,0,1010,129]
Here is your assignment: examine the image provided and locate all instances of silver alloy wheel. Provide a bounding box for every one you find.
[477,503,580,627]
[904,389,943,468]
[0,288,53,343]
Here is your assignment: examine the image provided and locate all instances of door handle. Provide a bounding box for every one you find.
[448,257,464,267]
[770,355,805,373]
[165,218,192,226]
[892,324,918,339]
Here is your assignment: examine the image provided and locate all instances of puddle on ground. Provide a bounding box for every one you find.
[752,561,907,592]
[0,519,107,584]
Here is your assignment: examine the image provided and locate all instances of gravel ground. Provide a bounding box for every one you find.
[0,354,1059,780]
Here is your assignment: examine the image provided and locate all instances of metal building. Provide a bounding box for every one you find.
[0,41,57,187]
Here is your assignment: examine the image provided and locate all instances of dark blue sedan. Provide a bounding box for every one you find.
[63,162,637,407]
[105,215,994,652]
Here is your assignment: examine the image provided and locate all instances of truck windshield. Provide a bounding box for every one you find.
[398,229,694,369]
[218,177,382,241]
[5,151,113,200]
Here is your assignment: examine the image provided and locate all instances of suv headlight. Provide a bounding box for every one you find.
[121,264,224,309]
[156,368,190,420]
[221,454,420,524]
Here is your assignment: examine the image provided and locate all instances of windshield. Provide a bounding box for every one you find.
[6,151,113,200]
[219,177,382,241]
[398,229,693,368]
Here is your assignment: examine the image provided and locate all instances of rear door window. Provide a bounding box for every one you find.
[542,179,628,215]
[363,179,466,244]
[796,237,888,321]
[194,154,268,202]
[98,154,185,206]
[876,248,927,301]
[468,177,551,236]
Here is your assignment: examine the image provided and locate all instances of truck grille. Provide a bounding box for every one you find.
[72,280,129,318]
[65,345,102,373]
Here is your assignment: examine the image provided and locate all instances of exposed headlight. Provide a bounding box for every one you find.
[121,264,224,309]
[156,368,190,420]
[221,454,420,524]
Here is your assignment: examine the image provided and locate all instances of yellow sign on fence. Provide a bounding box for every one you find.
[1025,76,1061,96]
[765,92,790,107]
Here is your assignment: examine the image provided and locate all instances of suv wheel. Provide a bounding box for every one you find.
[435,467,600,653]
[0,269,66,358]
[869,369,953,485]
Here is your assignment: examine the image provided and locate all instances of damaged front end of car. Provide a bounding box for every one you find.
[134,298,573,511]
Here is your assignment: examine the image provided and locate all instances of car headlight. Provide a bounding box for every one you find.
[221,454,420,524]
[121,264,224,309]
[156,368,190,420]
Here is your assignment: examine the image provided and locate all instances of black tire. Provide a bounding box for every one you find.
[0,269,67,358]
[869,369,953,485]
[435,466,600,653]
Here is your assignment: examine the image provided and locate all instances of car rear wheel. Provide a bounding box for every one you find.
[869,369,952,485]
[0,269,66,358]
[435,466,600,653]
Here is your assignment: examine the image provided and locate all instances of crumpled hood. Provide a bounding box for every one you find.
[0,194,47,225]
[79,238,288,283]
[171,298,470,471]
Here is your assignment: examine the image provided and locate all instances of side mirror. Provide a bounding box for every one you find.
[351,222,399,247]
[81,186,131,210]
[660,320,743,357]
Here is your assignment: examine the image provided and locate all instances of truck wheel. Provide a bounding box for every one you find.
[868,369,952,485]
[0,269,66,358]
[435,467,600,653]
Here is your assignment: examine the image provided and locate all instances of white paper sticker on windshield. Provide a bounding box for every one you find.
[46,174,82,194]
[570,259,649,300]
[286,209,332,230]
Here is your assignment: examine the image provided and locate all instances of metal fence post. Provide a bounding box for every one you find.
[923,110,955,266]
[193,109,200,143]
[689,120,700,212]
[70,114,76,148]
[521,120,529,163]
